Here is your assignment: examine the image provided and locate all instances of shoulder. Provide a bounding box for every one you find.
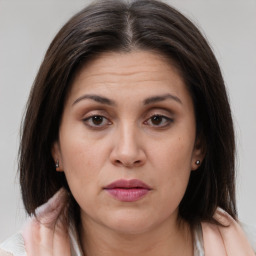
[202,208,256,255]
[0,233,26,256]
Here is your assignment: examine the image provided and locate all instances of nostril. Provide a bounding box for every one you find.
[114,159,142,167]
[115,160,133,167]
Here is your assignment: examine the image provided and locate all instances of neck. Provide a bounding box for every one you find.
[79,215,193,256]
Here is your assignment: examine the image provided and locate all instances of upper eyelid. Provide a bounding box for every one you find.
[145,113,168,119]
[83,115,111,122]
[82,112,172,120]
[144,109,174,119]
[145,114,174,123]
[83,114,173,123]
[79,106,174,120]
[81,110,111,119]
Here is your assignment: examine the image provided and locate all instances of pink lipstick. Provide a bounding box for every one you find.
[104,179,152,202]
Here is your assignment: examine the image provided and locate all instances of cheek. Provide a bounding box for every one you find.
[59,133,104,192]
[59,121,107,171]
[152,135,194,172]
[62,140,92,171]
[59,137,103,210]
[151,136,194,199]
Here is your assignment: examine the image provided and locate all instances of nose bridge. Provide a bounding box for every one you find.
[110,120,145,167]
[118,121,139,155]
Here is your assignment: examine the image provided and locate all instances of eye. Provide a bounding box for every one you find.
[83,115,111,128]
[144,115,173,128]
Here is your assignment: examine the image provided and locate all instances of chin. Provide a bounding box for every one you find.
[103,211,159,235]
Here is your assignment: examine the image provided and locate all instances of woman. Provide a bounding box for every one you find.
[0,0,255,255]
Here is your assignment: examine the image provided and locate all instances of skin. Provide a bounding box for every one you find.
[52,50,204,256]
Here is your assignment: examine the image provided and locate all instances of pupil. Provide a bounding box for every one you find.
[152,116,162,125]
[93,116,103,125]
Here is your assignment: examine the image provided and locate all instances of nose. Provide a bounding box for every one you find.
[109,124,146,168]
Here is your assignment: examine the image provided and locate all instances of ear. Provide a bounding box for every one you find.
[191,137,206,171]
[51,141,64,172]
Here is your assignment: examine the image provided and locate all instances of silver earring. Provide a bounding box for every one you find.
[55,160,59,168]
[195,160,200,165]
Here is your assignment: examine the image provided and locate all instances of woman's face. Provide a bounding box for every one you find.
[53,51,203,235]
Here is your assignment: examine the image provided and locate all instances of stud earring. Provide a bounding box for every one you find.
[55,160,59,169]
[195,160,200,165]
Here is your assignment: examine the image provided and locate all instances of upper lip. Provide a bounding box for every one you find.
[104,179,152,189]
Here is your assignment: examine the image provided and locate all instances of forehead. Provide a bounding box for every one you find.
[72,51,184,87]
[66,50,191,108]
[76,51,182,80]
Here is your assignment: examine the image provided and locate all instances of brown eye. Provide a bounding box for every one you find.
[83,115,111,128]
[92,116,104,125]
[144,115,173,128]
[151,115,163,125]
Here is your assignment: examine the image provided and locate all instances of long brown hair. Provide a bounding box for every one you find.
[19,0,236,225]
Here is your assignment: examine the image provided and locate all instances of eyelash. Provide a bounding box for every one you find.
[82,115,112,129]
[82,114,173,129]
[143,114,174,128]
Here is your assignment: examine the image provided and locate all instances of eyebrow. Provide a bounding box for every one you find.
[143,93,182,105]
[72,93,182,106]
[72,94,116,106]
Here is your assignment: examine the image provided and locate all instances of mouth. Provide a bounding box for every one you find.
[104,179,152,202]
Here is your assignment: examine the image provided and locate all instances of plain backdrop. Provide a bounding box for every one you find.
[0,0,256,241]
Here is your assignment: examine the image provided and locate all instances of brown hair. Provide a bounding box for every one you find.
[19,0,236,225]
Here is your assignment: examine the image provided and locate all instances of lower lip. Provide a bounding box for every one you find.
[105,188,150,202]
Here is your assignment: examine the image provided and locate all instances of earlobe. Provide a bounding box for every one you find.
[51,141,64,172]
[191,137,206,171]
[55,159,62,172]
[191,159,202,171]
[195,160,201,166]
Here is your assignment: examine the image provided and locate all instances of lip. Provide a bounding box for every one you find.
[104,179,152,202]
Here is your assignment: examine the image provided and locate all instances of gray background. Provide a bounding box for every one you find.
[0,0,256,241]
